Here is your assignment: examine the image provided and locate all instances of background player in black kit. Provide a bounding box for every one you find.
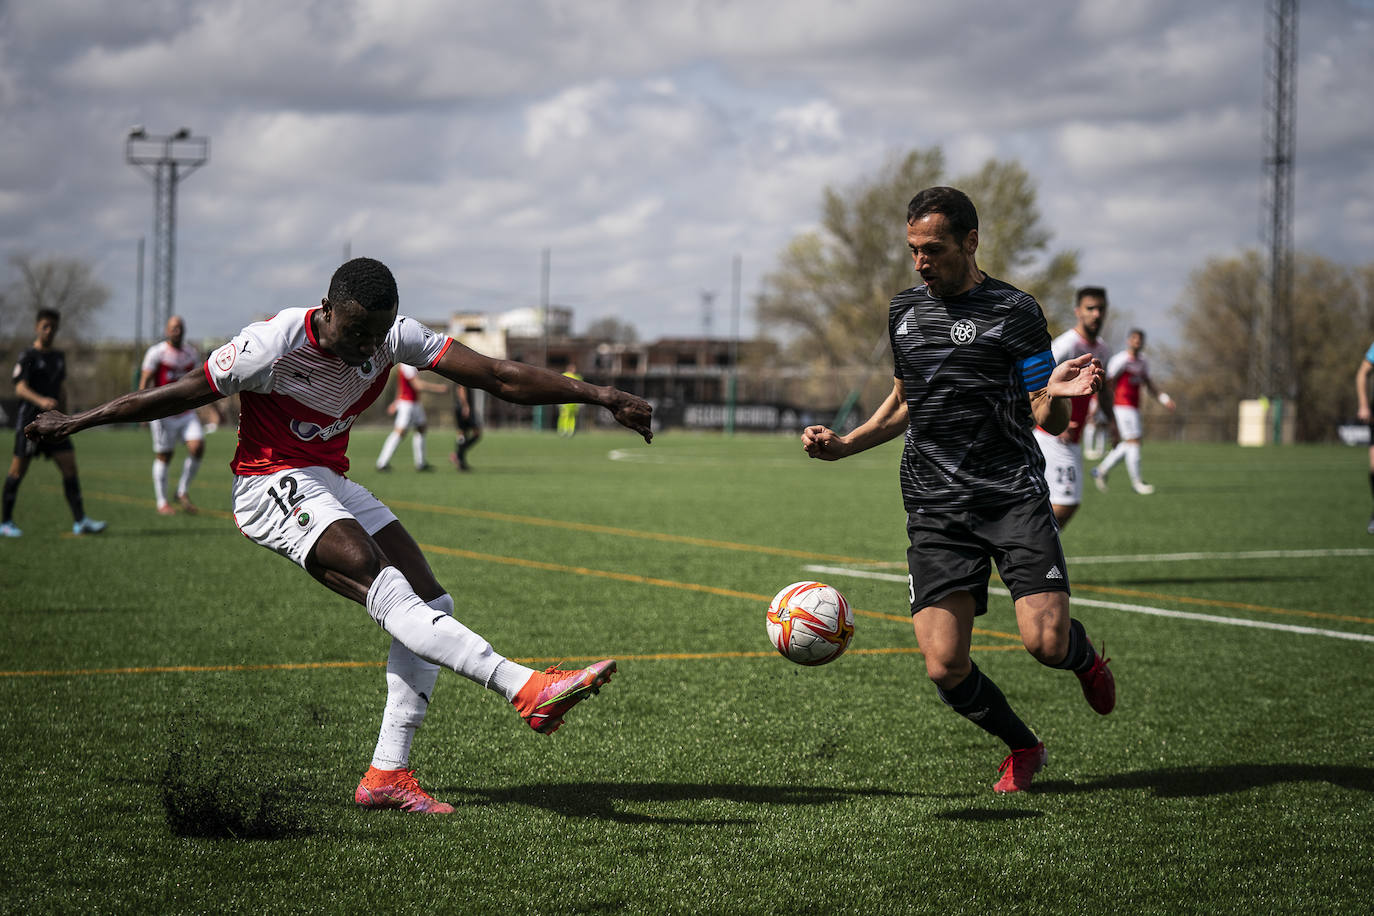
[802,187,1114,793]
[2,309,105,538]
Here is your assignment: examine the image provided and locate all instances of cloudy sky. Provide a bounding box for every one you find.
[2,0,1371,351]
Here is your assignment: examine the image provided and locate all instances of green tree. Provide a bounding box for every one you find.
[1165,251,1374,441]
[755,147,1078,408]
[1,253,111,342]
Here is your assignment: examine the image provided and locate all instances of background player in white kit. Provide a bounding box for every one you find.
[139,316,222,514]
[376,363,447,472]
[1034,287,1114,527]
[26,258,654,815]
[1092,329,1174,495]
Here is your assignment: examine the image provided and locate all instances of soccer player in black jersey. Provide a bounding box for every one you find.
[802,187,1115,793]
[2,309,106,538]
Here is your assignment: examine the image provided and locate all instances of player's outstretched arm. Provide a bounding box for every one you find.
[1032,353,1103,435]
[803,378,908,461]
[430,342,653,443]
[25,370,223,444]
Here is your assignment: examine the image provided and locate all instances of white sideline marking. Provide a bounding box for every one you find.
[1064,548,1374,564]
[802,565,1374,644]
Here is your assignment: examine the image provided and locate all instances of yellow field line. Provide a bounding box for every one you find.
[418,542,1023,641]
[388,498,877,564]
[0,645,1034,680]
[68,485,1369,627]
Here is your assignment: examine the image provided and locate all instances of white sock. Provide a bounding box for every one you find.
[377,430,402,468]
[412,432,426,467]
[176,455,201,498]
[369,594,447,771]
[152,460,169,507]
[1098,442,1127,476]
[365,566,504,686]
[488,659,537,702]
[1124,442,1143,484]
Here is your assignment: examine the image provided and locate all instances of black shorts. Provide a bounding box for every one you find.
[905,497,1069,616]
[13,424,72,460]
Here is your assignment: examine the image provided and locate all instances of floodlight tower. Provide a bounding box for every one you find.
[125,127,209,331]
[1254,0,1298,401]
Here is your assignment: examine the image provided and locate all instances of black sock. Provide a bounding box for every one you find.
[1045,618,1096,673]
[62,475,84,521]
[1368,470,1373,503]
[2,475,19,524]
[937,663,1039,750]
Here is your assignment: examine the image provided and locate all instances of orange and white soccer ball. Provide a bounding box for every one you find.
[766,581,854,666]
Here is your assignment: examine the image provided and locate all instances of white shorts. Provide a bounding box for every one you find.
[393,399,427,430]
[150,412,204,453]
[232,466,397,569]
[1035,429,1083,506]
[1114,405,1142,441]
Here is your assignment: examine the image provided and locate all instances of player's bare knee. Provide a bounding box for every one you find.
[925,657,972,688]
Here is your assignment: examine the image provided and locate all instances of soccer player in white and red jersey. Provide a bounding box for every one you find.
[26,258,654,814]
[139,316,221,514]
[1034,287,1114,527]
[1092,328,1174,495]
[376,363,447,471]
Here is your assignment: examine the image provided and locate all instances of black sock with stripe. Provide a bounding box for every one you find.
[937,663,1038,750]
[1045,617,1096,673]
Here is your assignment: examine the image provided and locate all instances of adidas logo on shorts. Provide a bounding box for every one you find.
[1045,566,1063,580]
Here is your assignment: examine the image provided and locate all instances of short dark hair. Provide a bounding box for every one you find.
[1129,328,1146,340]
[328,258,398,313]
[1076,286,1108,305]
[35,308,60,325]
[906,186,978,239]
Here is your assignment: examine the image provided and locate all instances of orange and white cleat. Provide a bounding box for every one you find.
[513,659,617,734]
[354,766,454,814]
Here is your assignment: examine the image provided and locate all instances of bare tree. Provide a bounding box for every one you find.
[1165,251,1374,441]
[2,253,111,342]
[584,316,639,344]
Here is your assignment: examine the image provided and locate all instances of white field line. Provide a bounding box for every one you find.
[802,565,1374,644]
[1064,548,1374,564]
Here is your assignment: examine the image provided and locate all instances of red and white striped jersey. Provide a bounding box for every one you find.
[142,339,202,420]
[204,308,451,476]
[1038,328,1112,444]
[142,340,200,387]
[1107,350,1151,409]
[396,363,419,402]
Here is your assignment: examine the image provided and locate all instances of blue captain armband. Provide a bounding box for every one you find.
[1019,350,1055,391]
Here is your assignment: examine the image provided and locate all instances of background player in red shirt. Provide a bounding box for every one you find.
[1091,328,1174,495]
[139,316,223,513]
[375,363,448,472]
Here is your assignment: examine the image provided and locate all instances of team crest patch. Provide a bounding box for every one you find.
[214,342,237,371]
[294,509,314,530]
[950,318,978,346]
[357,358,379,380]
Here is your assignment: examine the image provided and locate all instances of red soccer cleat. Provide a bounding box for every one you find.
[1076,641,1115,714]
[513,659,617,734]
[994,742,1048,794]
[354,766,455,814]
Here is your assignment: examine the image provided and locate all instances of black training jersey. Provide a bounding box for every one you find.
[11,346,66,427]
[889,275,1053,511]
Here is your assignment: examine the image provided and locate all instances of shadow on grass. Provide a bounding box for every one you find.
[1036,763,1374,798]
[934,808,1042,822]
[449,782,920,824]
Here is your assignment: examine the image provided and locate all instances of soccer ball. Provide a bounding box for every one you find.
[766,581,854,666]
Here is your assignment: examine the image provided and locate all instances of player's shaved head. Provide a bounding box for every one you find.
[328,258,399,313]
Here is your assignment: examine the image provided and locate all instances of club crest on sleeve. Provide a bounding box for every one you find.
[950,319,978,346]
[214,342,237,371]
